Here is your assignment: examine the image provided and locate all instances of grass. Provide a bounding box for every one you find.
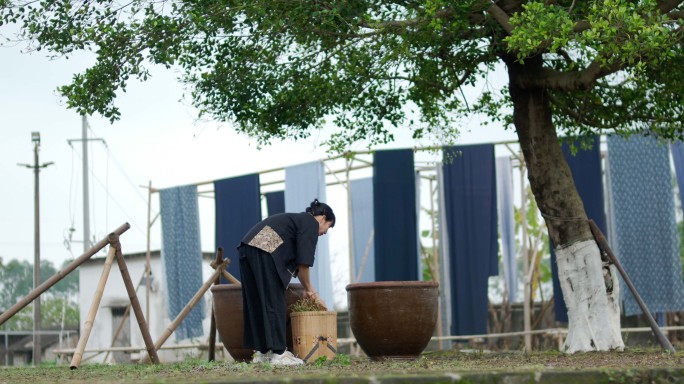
[1,348,684,383]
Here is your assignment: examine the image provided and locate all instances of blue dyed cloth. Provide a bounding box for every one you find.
[670,142,684,212]
[284,161,334,309]
[496,156,517,303]
[159,185,205,340]
[373,149,419,281]
[350,178,375,283]
[442,144,498,336]
[214,174,262,282]
[607,135,684,316]
[265,191,285,216]
[551,135,606,322]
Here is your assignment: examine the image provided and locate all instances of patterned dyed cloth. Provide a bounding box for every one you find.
[159,184,205,340]
[606,135,684,316]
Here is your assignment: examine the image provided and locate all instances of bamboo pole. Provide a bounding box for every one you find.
[111,235,160,364]
[70,241,118,369]
[0,223,130,327]
[140,260,228,363]
[520,156,532,354]
[221,270,241,286]
[208,248,224,362]
[145,180,153,324]
[103,264,151,363]
[588,220,676,353]
[429,178,443,350]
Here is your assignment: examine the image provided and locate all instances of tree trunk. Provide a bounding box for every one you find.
[505,57,624,353]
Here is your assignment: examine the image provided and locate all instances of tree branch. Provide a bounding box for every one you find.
[486,2,514,34]
[358,8,453,31]
[657,0,684,13]
[669,10,684,20]
[515,60,623,91]
[548,93,613,128]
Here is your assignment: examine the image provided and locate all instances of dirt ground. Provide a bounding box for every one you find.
[1,348,684,383]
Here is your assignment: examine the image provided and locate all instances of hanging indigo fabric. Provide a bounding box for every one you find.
[495,156,517,304]
[160,184,205,340]
[265,191,285,216]
[350,177,375,283]
[215,173,262,282]
[670,142,684,209]
[442,144,498,336]
[373,149,419,281]
[284,161,334,309]
[607,134,684,316]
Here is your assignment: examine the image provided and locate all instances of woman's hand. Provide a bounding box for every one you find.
[305,290,327,310]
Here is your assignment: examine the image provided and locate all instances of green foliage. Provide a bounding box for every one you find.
[0,257,79,330]
[1,0,683,152]
[505,2,576,63]
[507,0,675,68]
[312,355,328,367]
[329,353,352,366]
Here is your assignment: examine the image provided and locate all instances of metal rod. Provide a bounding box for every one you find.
[111,235,160,364]
[70,241,117,369]
[54,342,227,355]
[588,220,676,353]
[0,223,130,327]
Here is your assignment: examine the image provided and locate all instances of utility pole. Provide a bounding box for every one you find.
[67,116,105,253]
[82,116,90,253]
[18,132,54,366]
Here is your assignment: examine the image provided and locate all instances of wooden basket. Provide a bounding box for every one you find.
[290,311,337,363]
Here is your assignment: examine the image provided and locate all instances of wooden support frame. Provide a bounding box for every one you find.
[0,223,131,327]
[69,232,161,369]
[69,242,118,368]
[111,234,161,365]
[207,248,224,362]
[139,258,229,364]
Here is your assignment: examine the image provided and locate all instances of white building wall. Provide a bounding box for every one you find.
[78,253,216,364]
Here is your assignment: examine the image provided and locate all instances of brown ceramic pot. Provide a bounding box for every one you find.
[346,281,439,361]
[211,283,305,362]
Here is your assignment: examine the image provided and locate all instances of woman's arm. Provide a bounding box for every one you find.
[297,264,327,309]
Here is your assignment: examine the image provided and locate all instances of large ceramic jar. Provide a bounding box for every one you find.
[346,281,439,360]
[211,283,305,362]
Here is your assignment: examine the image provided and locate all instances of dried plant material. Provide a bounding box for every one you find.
[289,296,327,312]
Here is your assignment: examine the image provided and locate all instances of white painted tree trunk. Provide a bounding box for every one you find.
[555,239,624,353]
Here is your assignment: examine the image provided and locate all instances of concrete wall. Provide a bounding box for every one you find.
[78,251,215,364]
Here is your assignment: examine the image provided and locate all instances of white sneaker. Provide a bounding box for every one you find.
[252,351,272,363]
[270,350,304,366]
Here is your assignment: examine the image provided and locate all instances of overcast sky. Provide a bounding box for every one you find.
[0,32,516,307]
